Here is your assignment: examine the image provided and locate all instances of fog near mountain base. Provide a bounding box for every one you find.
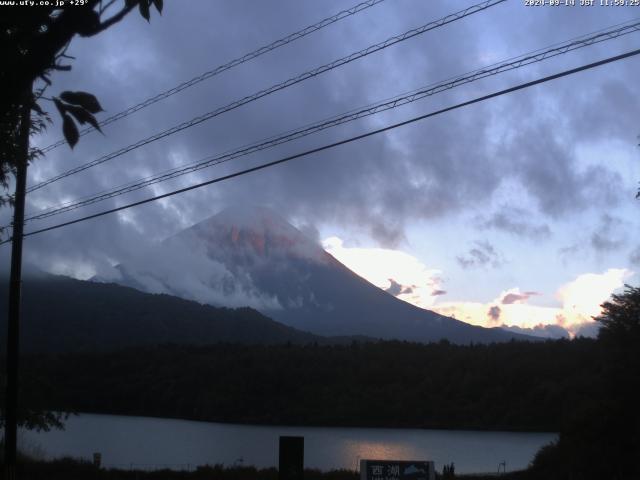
[96,235,283,311]
[503,324,572,340]
[502,319,605,339]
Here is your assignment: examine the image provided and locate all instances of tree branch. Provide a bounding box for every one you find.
[100,0,118,15]
[54,40,73,61]
[88,3,136,36]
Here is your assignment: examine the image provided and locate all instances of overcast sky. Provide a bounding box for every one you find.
[2,0,639,336]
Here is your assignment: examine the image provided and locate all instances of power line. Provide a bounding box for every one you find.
[22,18,640,223]
[4,46,638,245]
[28,17,640,219]
[39,0,388,154]
[27,0,506,193]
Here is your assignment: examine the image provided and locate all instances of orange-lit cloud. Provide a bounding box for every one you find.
[323,236,444,308]
[432,270,633,336]
[322,236,634,337]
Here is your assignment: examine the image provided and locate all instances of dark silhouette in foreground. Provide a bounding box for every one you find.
[5,338,597,432]
[528,285,640,479]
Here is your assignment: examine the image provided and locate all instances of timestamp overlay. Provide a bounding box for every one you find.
[524,0,640,7]
[0,0,90,7]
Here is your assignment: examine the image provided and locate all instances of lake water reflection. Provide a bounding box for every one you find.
[19,414,557,474]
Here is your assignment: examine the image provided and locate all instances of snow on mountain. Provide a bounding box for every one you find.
[99,205,533,343]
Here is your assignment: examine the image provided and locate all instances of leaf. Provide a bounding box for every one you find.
[59,91,103,114]
[53,98,66,116]
[139,0,150,21]
[152,0,163,13]
[64,105,88,125]
[62,114,79,149]
[66,105,102,133]
[31,102,45,116]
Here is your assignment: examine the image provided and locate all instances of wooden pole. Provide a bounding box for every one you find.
[4,86,31,480]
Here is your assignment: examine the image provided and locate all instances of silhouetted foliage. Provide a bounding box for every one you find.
[0,0,162,208]
[529,285,640,480]
[0,457,358,480]
[1,452,538,479]
[1,2,163,433]
[3,338,600,433]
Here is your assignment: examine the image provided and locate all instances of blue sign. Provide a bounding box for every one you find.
[360,460,435,480]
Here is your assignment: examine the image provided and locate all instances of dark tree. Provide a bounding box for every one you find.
[531,285,640,480]
[597,285,640,343]
[596,285,640,473]
[0,0,163,207]
[0,2,163,468]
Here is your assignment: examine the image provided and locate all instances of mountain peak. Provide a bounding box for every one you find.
[208,205,290,229]
[179,205,326,263]
[105,204,535,344]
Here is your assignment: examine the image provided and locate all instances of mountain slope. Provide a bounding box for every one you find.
[0,273,326,353]
[107,206,534,344]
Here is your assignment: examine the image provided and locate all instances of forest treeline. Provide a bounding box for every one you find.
[9,338,601,432]
[0,275,328,353]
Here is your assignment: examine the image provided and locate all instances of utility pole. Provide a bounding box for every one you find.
[4,86,32,480]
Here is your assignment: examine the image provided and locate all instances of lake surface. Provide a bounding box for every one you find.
[19,414,556,475]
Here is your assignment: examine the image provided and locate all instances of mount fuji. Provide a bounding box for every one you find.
[99,206,532,344]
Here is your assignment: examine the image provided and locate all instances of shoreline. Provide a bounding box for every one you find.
[10,457,532,479]
[55,410,559,435]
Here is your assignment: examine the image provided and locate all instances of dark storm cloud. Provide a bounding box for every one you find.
[2,0,638,273]
[457,241,503,269]
[500,291,539,305]
[497,123,622,218]
[503,324,571,340]
[478,207,551,239]
[573,321,601,338]
[295,222,321,245]
[558,243,582,263]
[385,278,414,296]
[487,305,501,324]
[401,285,414,295]
[431,289,446,297]
[590,214,626,253]
[556,211,632,263]
[385,278,403,296]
